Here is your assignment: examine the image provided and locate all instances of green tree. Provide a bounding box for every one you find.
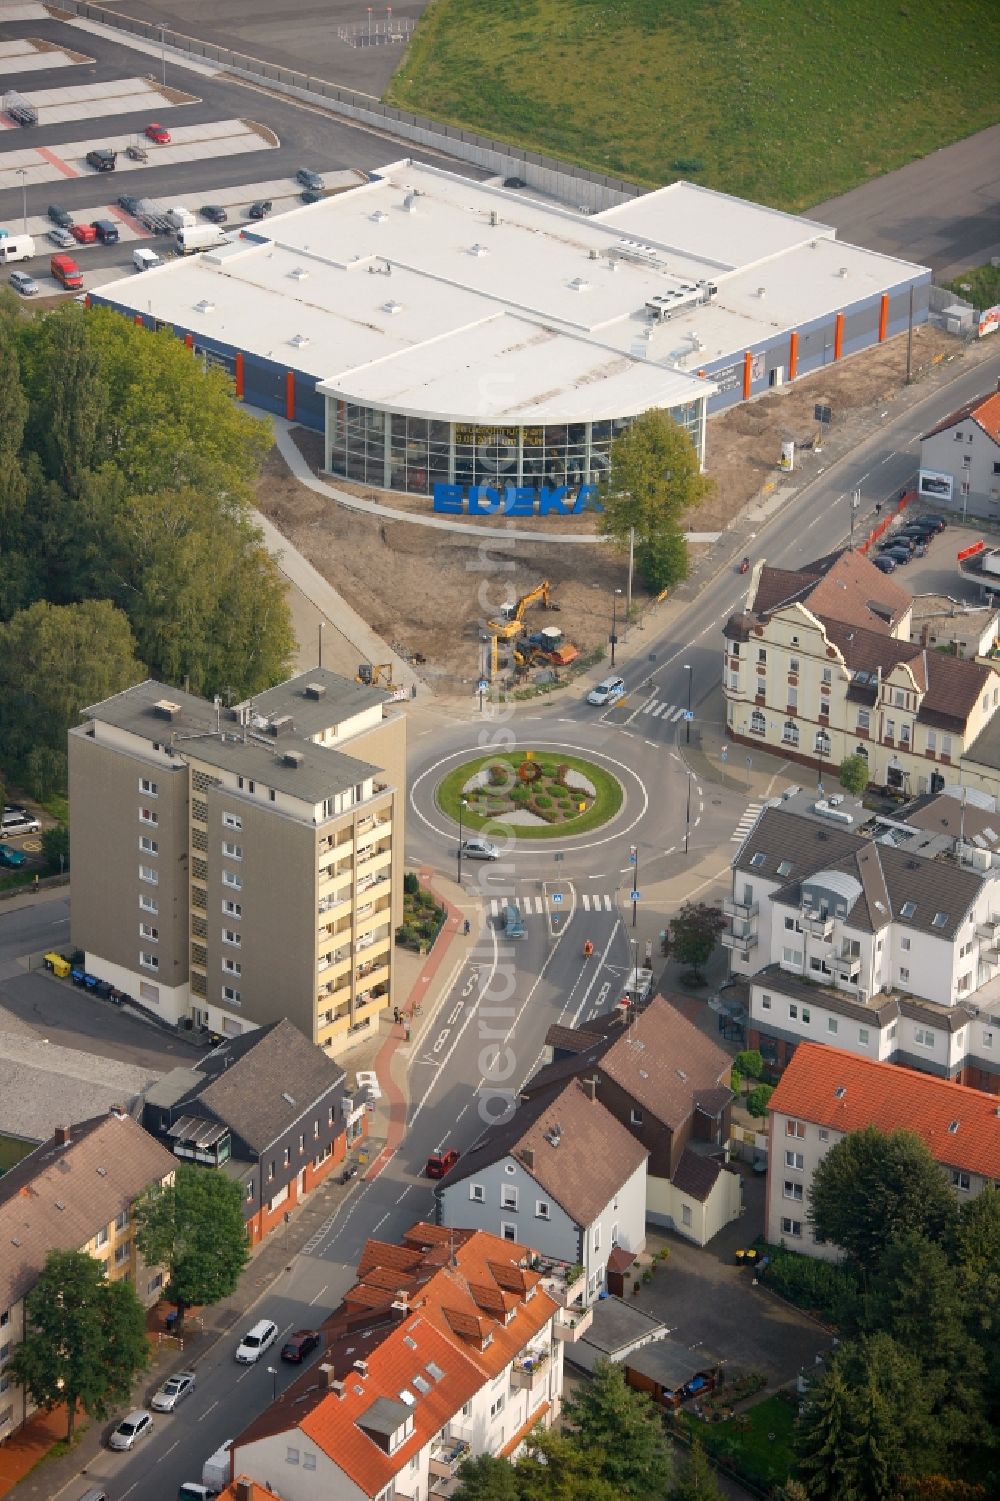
[7,1249,148,1440]
[454,1454,522,1501]
[794,1363,862,1501]
[667,902,727,981]
[598,410,713,592]
[839,754,870,796]
[837,1335,940,1488]
[0,600,143,780]
[517,1431,619,1501]
[41,822,70,874]
[24,309,108,495]
[670,1437,721,1501]
[746,1083,774,1118]
[808,1127,958,1277]
[733,1048,764,1081]
[133,1166,248,1326]
[561,1360,672,1498]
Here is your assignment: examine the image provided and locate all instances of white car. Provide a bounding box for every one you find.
[108,1408,153,1450]
[234,1318,278,1364]
[150,1369,196,1410]
[460,838,500,861]
[47,227,75,248]
[1,808,40,836]
[587,675,625,707]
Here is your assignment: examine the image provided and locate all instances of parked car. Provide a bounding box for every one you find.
[503,175,527,189]
[86,148,116,171]
[881,547,912,566]
[280,1330,321,1363]
[248,199,272,219]
[0,846,26,869]
[117,194,142,215]
[70,223,98,244]
[3,807,40,834]
[125,142,148,162]
[300,189,324,204]
[587,674,626,706]
[200,204,228,223]
[108,1409,153,1450]
[919,514,948,532]
[426,1148,460,1179]
[9,270,38,296]
[47,204,73,228]
[234,1318,278,1364]
[145,122,171,143]
[296,168,324,191]
[47,226,75,247]
[872,554,896,574]
[150,1370,196,1411]
[459,837,499,861]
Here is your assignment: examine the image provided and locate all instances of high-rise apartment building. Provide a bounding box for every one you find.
[68,669,404,1052]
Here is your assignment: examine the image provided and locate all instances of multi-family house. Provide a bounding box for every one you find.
[435,1077,648,1304]
[722,547,1000,798]
[69,669,405,1052]
[765,1041,1000,1260]
[232,1224,566,1501]
[918,387,1000,516]
[521,998,740,1245]
[726,790,1000,1092]
[0,1110,175,1440]
[141,1018,357,1245]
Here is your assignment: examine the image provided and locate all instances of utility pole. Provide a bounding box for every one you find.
[850,488,860,549]
[905,286,914,385]
[625,526,634,641]
[610,588,621,668]
[15,168,26,233]
[158,22,167,87]
[684,663,693,745]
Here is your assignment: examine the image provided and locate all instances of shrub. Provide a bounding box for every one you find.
[730,1067,742,1097]
[403,871,419,896]
[746,1084,774,1118]
[734,1049,764,1080]
[395,922,419,948]
[488,761,510,787]
[534,793,552,809]
[761,1243,859,1319]
[511,785,530,804]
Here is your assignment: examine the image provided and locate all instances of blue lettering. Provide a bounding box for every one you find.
[573,484,604,515]
[538,486,570,516]
[468,486,502,516]
[432,483,464,514]
[502,487,536,516]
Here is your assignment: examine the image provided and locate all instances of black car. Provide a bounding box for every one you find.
[248,199,272,220]
[300,189,324,204]
[117,194,142,215]
[200,204,228,223]
[872,554,896,574]
[295,168,324,191]
[919,514,948,532]
[86,147,117,171]
[881,547,912,566]
[280,1329,321,1363]
[47,204,73,228]
[503,175,526,189]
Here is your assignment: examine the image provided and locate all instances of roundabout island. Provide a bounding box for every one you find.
[436,750,624,841]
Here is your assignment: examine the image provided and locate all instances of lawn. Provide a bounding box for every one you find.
[943,261,1000,312]
[386,0,1000,210]
[437,751,623,839]
[677,1393,796,1491]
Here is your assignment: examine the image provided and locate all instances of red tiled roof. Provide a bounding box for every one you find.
[768,1043,1000,1179]
[499,1400,550,1458]
[921,390,1000,445]
[220,1482,285,1501]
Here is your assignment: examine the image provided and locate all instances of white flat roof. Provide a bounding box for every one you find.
[96,158,928,425]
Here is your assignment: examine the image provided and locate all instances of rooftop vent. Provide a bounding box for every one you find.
[756,286,766,298]
[354,1359,369,1377]
[403,193,417,213]
[383,299,403,315]
[469,242,489,257]
[588,247,600,260]
[153,699,182,721]
[370,209,388,223]
[282,750,304,768]
[839,267,849,278]
[194,298,214,315]
[289,266,308,280]
[568,276,590,292]
[290,333,309,348]
[489,209,499,227]
[304,682,326,700]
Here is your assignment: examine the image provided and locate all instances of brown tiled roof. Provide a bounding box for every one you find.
[0,1112,175,1311]
[444,1077,648,1228]
[750,549,910,633]
[606,1246,636,1275]
[824,618,991,729]
[921,390,1000,445]
[898,792,1000,846]
[670,1150,727,1203]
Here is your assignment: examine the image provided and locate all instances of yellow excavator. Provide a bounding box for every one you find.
[488,581,554,641]
[356,663,408,700]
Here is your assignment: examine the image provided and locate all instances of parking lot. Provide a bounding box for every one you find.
[0,3,481,297]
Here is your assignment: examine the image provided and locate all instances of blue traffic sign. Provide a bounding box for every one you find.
[682,710,695,721]
[551,892,564,905]
[630,890,641,903]
[477,679,489,694]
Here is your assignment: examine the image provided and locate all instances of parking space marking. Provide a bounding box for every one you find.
[0,119,272,191]
[0,42,91,75]
[34,143,80,179]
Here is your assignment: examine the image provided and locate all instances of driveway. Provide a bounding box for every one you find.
[642,1171,833,1388]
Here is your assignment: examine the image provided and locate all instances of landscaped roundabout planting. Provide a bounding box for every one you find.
[436,751,624,840]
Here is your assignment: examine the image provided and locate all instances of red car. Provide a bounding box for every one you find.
[425,1148,459,1179]
[70,223,97,244]
[145,122,171,143]
[280,1329,321,1363]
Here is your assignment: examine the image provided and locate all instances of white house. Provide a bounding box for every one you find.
[436,1076,648,1304]
[919,387,1000,517]
[232,1223,567,1501]
[766,1042,1000,1261]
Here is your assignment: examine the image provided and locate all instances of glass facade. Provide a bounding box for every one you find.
[326,400,705,496]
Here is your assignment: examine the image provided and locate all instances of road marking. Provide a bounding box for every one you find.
[407,930,501,1129]
[308,1284,328,1305]
[730,802,764,842]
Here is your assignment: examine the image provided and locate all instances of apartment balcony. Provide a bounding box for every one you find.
[976,916,1000,941]
[428,1439,471,1483]
[830,953,862,981]
[553,1305,593,1341]
[722,928,758,953]
[356,962,390,993]
[723,897,758,920]
[357,868,391,899]
[800,911,834,939]
[511,1348,550,1393]
[538,1262,587,1309]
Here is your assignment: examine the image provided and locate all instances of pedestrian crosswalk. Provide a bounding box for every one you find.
[730,803,763,843]
[640,699,688,722]
[488,893,615,916]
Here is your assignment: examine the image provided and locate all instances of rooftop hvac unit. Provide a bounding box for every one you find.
[304,682,326,699]
[282,750,304,768]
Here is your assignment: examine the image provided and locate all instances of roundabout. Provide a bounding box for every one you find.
[436,750,623,840]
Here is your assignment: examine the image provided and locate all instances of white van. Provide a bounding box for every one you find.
[0,234,35,265]
[165,205,195,229]
[133,247,162,272]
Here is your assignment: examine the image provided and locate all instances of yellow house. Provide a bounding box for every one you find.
[724,550,1000,799]
[0,1110,175,1440]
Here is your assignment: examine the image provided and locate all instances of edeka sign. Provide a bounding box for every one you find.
[432,483,604,518]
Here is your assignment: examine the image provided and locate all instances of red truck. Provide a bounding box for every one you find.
[50,253,83,289]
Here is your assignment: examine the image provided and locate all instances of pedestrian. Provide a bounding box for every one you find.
[463,918,471,936]
[393,1006,400,1025]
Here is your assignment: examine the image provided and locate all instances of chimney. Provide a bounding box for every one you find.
[235,1483,253,1501]
[353,1359,368,1378]
[521,1147,534,1171]
[55,1126,71,1146]
[581,1078,597,1101]
[319,1363,343,1394]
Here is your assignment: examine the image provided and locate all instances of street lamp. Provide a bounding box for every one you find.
[456,797,468,886]
[684,770,692,855]
[318,620,325,669]
[15,168,27,234]
[266,1365,277,1402]
[158,22,167,87]
[684,663,693,745]
[610,588,622,668]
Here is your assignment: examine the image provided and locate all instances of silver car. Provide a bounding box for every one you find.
[9,270,38,297]
[460,838,499,861]
[47,227,75,248]
[108,1408,153,1450]
[150,1369,196,1411]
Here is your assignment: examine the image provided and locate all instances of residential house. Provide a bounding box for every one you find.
[435,1077,648,1304]
[232,1223,565,1500]
[918,387,1000,516]
[523,998,740,1244]
[141,1018,356,1245]
[722,547,1000,798]
[69,668,405,1052]
[0,1110,175,1440]
[726,790,1000,1092]
[765,1042,1000,1260]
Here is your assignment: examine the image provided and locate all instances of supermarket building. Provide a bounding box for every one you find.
[93,159,930,506]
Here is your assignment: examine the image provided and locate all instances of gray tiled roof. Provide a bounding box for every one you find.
[750,963,975,1032]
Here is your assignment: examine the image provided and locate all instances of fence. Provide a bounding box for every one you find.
[56,2,642,214]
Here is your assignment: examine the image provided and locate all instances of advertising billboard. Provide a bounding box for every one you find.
[918,469,954,501]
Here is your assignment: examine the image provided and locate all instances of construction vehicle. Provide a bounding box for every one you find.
[488,581,556,641]
[356,663,407,701]
[525,627,581,667]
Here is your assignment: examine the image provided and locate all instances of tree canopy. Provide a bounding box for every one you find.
[838,754,869,795]
[561,1361,672,1498]
[667,902,727,979]
[598,409,713,592]
[133,1165,248,1323]
[7,1249,148,1440]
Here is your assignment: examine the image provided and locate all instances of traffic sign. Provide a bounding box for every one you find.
[630,890,641,903]
[628,847,637,864]
[477,678,489,694]
[551,892,564,905]
[682,710,694,721]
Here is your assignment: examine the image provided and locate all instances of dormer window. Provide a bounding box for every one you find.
[900,901,916,918]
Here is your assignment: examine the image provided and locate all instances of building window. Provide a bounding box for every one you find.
[222,986,241,1004]
[94,1226,109,1249]
[886,719,895,741]
[952,1171,971,1192]
[927,730,937,754]
[827,1017,838,1034]
[593,1224,601,1252]
[114,1243,130,1266]
[750,708,766,735]
[500,1222,517,1243]
[822,667,832,685]
[630,1108,643,1126]
[859,1027,870,1045]
[900,724,911,746]
[222,841,243,860]
[139,835,158,854]
[223,899,242,918]
[139,808,158,825]
[139,923,158,942]
[786,1119,806,1139]
[818,1127,829,1141]
[789,657,800,674]
[984,1030,994,1049]
[535,1201,550,1219]
[139,864,158,885]
[901,936,910,951]
[914,1026,935,1048]
[942,736,952,758]
[814,731,831,756]
[785,1151,804,1169]
[681,1204,693,1227]
[784,1181,804,1202]
[490,1392,506,1420]
[782,720,799,747]
[139,952,159,971]
[789,1003,798,1020]
[857,709,870,732]
[222,928,241,947]
[900,967,910,983]
[802,1007,811,1024]
[222,958,242,977]
[758,648,766,664]
[781,1218,802,1238]
[223,870,242,890]
[223,812,243,831]
[500,1186,518,1211]
[761,993,771,1009]
[139,778,158,796]
[469,1184,485,1202]
[139,895,159,916]
[957,972,972,993]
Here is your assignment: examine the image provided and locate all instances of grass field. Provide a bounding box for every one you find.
[436,751,623,839]
[678,1394,796,1491]
[943,261,1000,312]
[387,0,1000,210]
